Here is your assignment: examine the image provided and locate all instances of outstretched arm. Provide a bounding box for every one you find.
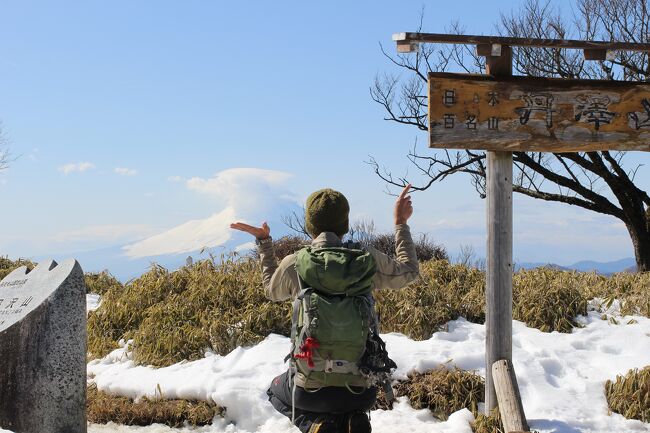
[229,221,270,240]
[230,220,277,292]
[230,221,296,301]
[370,184,420,290]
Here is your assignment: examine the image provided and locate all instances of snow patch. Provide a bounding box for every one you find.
[88,304,650,433]
[87,293,101,312]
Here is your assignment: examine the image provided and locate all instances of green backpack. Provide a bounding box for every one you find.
[289,244,394,391]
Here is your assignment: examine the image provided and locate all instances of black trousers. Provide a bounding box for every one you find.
[267,370,376,433]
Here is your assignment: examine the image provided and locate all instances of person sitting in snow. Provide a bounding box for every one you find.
[231,185,419,433]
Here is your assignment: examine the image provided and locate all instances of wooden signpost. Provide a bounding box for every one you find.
[428,74,650,152]
[393,32,650,433]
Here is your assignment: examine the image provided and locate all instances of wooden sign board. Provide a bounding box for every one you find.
[428,72,650,152]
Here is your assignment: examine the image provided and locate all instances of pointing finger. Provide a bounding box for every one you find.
[398,184,412,200]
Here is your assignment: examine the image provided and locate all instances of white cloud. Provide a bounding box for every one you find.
[167,175,184,182]
[115,167,138,176]
[123,168,298,258]
[51,224,158,244]
[185,168,292,213]
[59,162,95,175]
[31,223,162,255]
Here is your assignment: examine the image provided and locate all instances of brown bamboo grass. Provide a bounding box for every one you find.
[82,255,648,429]
[87,257,291,365]
[512,268,588,333]
[373,367,504,433]
[0,256,35,279]
[86,384,222,427]
[84,270,123,295]
[395,366,484,420]
[605,366,650,423]
[471,409,505,433]
[0,254,645,365]
[84,256,650,367]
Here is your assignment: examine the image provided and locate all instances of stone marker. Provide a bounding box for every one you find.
[0,259,87,433]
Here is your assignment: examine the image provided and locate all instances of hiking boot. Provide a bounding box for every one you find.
[346,412,371,433]
[308,417,338,433]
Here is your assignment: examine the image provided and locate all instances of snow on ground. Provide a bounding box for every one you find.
[88,303,650,433]
[87,293,101,312]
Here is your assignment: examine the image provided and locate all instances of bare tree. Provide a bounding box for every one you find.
[281,207,310,239]
[0,122,9,171]
[370,0,650,272]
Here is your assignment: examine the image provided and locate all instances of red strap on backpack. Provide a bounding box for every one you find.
[294,337,320,368]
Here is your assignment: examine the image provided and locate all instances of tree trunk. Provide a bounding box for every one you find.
[627,215,650,273]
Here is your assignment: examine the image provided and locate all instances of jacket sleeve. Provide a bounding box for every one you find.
[258,241,299,301]
[368,223,420,290]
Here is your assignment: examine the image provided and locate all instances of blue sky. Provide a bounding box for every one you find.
[1,1,648,275]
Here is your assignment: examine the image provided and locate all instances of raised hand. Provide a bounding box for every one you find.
[394,184,413,225]
[230,221,271,240]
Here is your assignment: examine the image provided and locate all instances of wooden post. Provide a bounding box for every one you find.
[485,45,514,413]
[492,359,529,433]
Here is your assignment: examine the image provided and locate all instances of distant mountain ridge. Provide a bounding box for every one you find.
[33,218,293,282]
[516,257,636,274]
[31,236,637,282]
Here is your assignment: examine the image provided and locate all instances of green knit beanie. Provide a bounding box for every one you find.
[305,189,350,237]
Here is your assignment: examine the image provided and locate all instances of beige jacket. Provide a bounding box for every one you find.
[258,224,420,301]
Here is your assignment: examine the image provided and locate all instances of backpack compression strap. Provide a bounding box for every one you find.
[287,271,313,425]
[285,271,311,363]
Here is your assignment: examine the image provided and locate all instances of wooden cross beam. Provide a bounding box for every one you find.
[392,32,650,60]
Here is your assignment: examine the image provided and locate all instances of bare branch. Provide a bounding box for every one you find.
[372,0,650,270]
[0,122,9,171]
[280,207,309,238]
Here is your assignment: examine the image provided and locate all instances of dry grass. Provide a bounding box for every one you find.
[605,366,650,423]
[88,264,180,358]
[374,260,485,340]
[471,409,504,433]
[0,256,34,279]
[251,235,309,261]
[513,268,588,332]
[395,366,484,420]
[87,255,649,367]
[372,366,484,418]
[85,270,123,295]
[88,257,290,366]
[87,384,222,427]
[375,264,595,340]
[586,272,650,317]
[372,366,498,432]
